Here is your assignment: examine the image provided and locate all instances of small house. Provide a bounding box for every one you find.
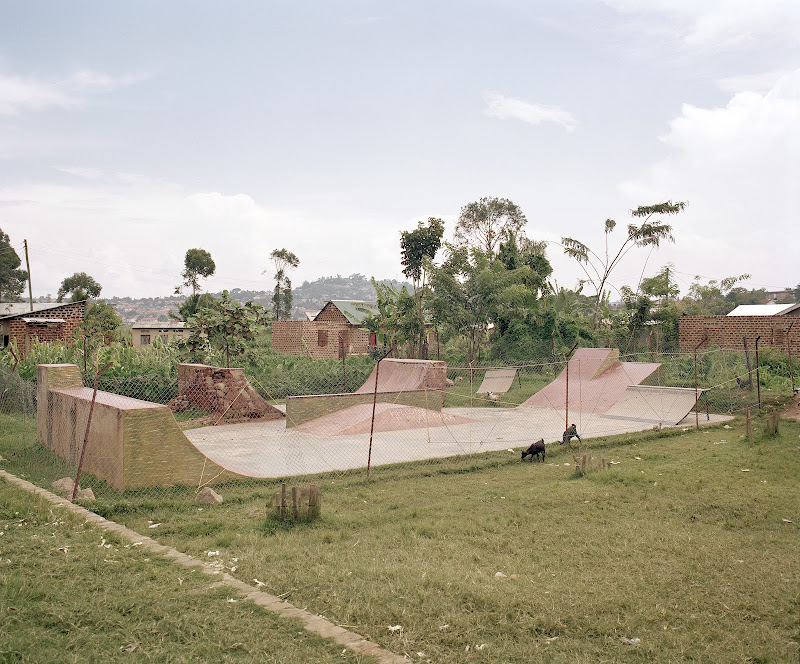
[0,301,86,356]
[131,321,188,348]
[271,300,378,359]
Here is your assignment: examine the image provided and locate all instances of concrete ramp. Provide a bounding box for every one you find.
[521,348,660,414]
[476,368,517,395]
[295,402,477,436]
[602,385,706,425]
[37,364,251,491]
[354,359,446,395]
[286,358,448,429]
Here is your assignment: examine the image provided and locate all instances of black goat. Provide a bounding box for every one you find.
[521,438,546,462]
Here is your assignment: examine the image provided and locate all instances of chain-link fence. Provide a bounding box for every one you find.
[0,346,795,503]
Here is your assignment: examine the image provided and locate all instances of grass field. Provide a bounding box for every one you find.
[0,478,380,663]
[1,413,799,662]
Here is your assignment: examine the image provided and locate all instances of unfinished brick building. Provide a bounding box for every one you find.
[678,314,800,353]
[271,300,377,359]
[0,301,86,357]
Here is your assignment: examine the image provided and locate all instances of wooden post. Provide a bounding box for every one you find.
[280,482,286,521]
[24,239,33,312]
[308,484,319,518]
[755,336,761,411]
[746,408,753,448]
[291,485,299,520]
[787,321,795,394]
[72,362,113,500]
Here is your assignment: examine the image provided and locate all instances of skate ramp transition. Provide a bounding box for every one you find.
[476,368,518,395]
[295,402,477,436]
[37,364,250,491]
[521,348,661,414]
[602,385,708,426]
[285,359,447,428]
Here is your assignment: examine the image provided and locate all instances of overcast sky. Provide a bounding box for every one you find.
[1,1,798,300]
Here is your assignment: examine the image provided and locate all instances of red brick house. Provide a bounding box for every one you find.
[678,303,800,352]
[0,301,86,357]
[271,300,378,359]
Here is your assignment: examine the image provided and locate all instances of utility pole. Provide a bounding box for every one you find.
[24,239,33,312]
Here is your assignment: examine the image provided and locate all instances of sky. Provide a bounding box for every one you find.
[1,1,798,301]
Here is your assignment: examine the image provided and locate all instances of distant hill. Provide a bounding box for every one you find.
[105,274,412,323]
[291,273,412,317]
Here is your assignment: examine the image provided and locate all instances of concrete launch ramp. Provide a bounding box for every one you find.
[521,348,660,414]
[286,359,447,428]
[37,364,249,491]
[476,368,518,395]
[354,359,447,396]
[602,385,706,425]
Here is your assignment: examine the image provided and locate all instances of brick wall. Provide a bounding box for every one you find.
[272,320,371,359]
[170,363,283,421]
[8,301,86,357]
[678,315,800,352]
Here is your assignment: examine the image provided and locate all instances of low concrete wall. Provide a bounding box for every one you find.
[285,389,442,428]
[37,364,243,491]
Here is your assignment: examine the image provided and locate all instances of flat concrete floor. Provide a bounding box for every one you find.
[184,406,731,478]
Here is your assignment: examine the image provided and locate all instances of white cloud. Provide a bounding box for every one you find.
[483,92,578,132]
[716,69,791,94]
[0,175,410,298]
[600,0,800,49]
[0,74,75,115]
[0,68,149,116]
[620,68,800,289]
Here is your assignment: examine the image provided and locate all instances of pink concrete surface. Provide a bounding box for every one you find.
[354,359,446,395]
[295,402,477,436]
[50,387,166,410]
[521,348,660,414]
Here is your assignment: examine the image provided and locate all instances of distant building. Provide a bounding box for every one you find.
[271,300,378,359]
[131,321,188,348]
[0,301,86,356]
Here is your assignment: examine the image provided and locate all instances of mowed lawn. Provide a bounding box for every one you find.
[0,481,380,664]
[3,417,799,662]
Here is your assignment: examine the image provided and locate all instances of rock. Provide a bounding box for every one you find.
[52,477,76,498]
[76,487,95,502]
[195,487,223,505]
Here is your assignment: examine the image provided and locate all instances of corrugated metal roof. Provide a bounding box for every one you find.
[318,300,378,325]
[727,303,800,316]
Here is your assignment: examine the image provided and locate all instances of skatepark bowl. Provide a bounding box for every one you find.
[34,351,732,492]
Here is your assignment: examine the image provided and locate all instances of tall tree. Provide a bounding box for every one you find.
[266,248,299,320]
[561,200,685,327]
[454,197,527,258]
[176,248,215,296]
[400,217,444,357]
[683,273,751,315]
[0,229,29,302]
[178,291,268,367]
[170,292,218,321]
[640,263,680,307]
[57,272,102,302]
[80,301,122,342]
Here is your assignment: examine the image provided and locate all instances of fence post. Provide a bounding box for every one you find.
[72,362,113,500]
[755,336,761,411]
[747,407,753,447]
[787,321,795,394]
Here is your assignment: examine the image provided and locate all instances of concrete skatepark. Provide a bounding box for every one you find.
[37,352,727,489]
